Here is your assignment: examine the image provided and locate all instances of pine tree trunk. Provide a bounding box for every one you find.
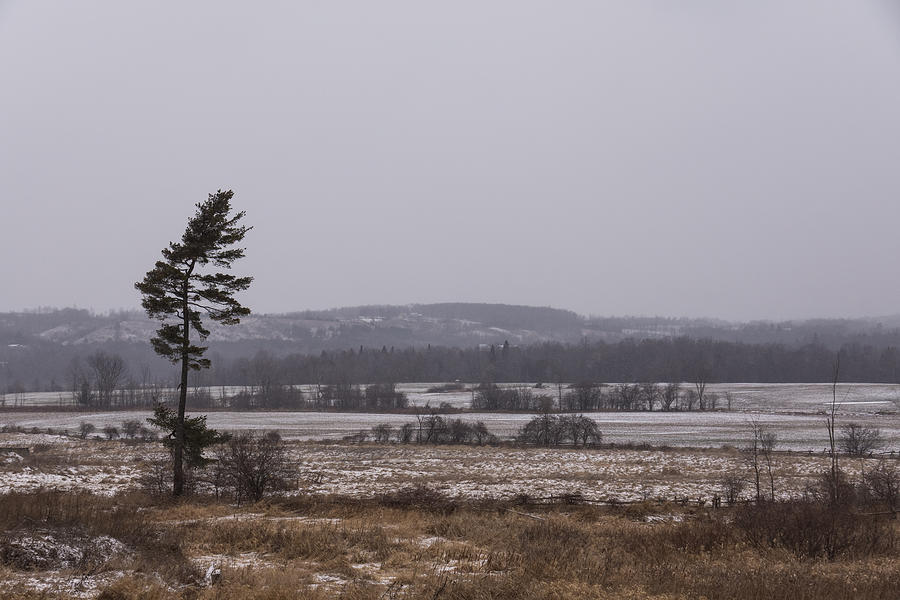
[174,315,189,496]
[173,355,188,495]
[174,270,193,497]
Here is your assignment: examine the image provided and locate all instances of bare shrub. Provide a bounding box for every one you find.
[719,474,745,505]
[139,453,194,496]
[840,423,883,456]
[381,485,456,512]
[863,460,899,510]
[371,423,393,443]
[397,422,415,443]
[121,419,142,440]
[471,420,494,445]
[745,420,777,501]
[103,425,120,440]
[78,421,96,439]
[734,499,896,559]
[217,431,292,503]
[138,425,158,442]
[342,431,369,443]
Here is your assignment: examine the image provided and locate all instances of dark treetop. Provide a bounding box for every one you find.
[135,190,252,370]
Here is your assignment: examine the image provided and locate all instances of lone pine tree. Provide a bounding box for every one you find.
[135,190,252,495]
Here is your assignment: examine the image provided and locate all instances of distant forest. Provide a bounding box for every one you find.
[208,339,899,388]
[3,338,900,399]
[3,305,900,395]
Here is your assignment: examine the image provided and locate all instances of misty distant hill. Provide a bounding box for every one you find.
[3,303,900,354]
[2,304,586,350]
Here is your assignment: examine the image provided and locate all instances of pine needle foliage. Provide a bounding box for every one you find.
[148,404,229,469]
[135,190,252,370]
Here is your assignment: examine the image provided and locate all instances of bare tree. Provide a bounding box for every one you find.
[661,382,680,411]
[839,423,882,456]
[471,421,492,445]
[419,410,446,444]
[826,358,841,504]
[640,382,659,411]
[719,474,745,505]
[611,383,641,411]
[570,415,602,447]
[517,413,559,447]
[250,350,281,408]
[760,427,778,500]
[86,351,127,408]
[398,422,415,444]
[745,419,764,502]
[694,374,707,411]
[68,357,93,406]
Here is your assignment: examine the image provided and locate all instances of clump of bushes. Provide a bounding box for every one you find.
[315,383,408,410]
[733,497,896,559]
[355,413,603,448]
[103,420,158,442]
[472,384,553,411]
[516,414,602,448]
[78,421,96,439]
[362,416,497,445]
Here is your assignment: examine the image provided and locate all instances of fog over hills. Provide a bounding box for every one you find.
[3,303,900,353]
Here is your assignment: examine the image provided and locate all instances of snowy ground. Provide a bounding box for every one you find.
[1,384,897,475]
[295,443,856,503]
[2,406,896,451]
[7,381,900,412]
[0,433,887,502]
[1,388,897,599]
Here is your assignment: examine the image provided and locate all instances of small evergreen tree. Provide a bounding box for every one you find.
[135,190,251,495]
[148,404,228,469]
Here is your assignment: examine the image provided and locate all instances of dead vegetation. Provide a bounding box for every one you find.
[0,486,896,600]
[1,432,897,598]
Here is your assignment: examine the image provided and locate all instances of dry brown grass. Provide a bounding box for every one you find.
[0,487,898,600]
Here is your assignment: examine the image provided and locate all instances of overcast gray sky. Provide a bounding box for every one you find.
[2,1,900,320]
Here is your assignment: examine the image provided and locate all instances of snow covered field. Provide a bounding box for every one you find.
[295,443,855,502]
[1,408,896,452]
[1,383,897,452]
[7,381,900,412]
[0,435,878,502]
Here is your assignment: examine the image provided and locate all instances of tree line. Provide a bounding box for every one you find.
[6,337,900,406]
[206,338,900,388]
